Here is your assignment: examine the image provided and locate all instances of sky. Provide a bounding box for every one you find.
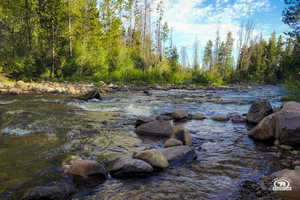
[160,0,291,65]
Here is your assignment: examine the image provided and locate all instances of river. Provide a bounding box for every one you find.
[0,85,284,200]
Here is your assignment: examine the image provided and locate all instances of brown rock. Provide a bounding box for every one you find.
[81,88,102,101]
[109,157,153,178]
[170,110,189,121]
[282,101,300,112]
[66,160,107,186]
[164,138,183,147]
[247,100,273,124]
[23,182,76,200]
[156,115,173,121]
[191,113,206,120]
[158,146,197,165]
[231,115,247,123]
[249,110,300,146]
[135,120,173,137]
[172,127,192,146]
[133,149,169,169]
[211,116,230,121]
[135,116,153,128]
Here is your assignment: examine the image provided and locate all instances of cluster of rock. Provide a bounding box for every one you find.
[247,101,300,147]
[24,110,198,200]
[239,166,300,200]
[242,100,300,199]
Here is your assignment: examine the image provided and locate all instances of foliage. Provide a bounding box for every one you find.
[284,79,300,101]
[0,0,298,87]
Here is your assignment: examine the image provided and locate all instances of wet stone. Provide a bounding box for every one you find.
[109,157,154,178]
[133,149,169,169]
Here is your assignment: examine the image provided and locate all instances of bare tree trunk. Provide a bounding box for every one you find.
[143,0,147,47]
[51,18,55,78]
[68,0,72,57]
[237,20,254,71]
[24,0,32,51]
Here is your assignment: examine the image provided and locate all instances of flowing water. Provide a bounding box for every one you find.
[0,86,284,200]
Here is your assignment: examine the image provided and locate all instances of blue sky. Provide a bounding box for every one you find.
[161,0,291,64]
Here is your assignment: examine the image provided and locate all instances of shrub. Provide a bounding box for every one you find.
[284,80,300,102]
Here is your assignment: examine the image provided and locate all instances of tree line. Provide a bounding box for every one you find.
[0,0,299,85]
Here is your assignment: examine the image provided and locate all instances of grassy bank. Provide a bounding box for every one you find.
[283,80,300,102]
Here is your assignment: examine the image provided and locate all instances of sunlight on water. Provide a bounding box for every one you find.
[2,127,32,135]
[68,102,120,112]
[124,104,152,116]
[0,100,17,105]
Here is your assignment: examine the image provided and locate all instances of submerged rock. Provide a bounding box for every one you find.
[247,100,273,124]
[171,128,192,146]
[211,116,230,122]
[23,181,76,200]
[133,149,169,169]
[65,160,107,187]
[191,113,206,120]
[135,120,173,137]
[170,110,189,121]
[164,138,183,147]
[143,90,152,96]
[109,157,154,178]
[231,115,247,123]
[248,110,300,146]
[158,146,197,165]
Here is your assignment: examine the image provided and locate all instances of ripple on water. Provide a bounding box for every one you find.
[124,104,153,116]
[0,100,17,105]
[1,127,32,135]
[0,86,285,200]
[68,101,121,112]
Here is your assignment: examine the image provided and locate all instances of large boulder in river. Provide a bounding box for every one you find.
[133,149,169,169]
[109,157,153,178]
[171,127,192,146]
[135,120,173,137]
[23,181,76,200]
[248,110,300,146]
[271,167,300,200]
[247,100,273,124]
[135,116,153,128]
[158,146,197,165]
[66,160,107,187]
[282,101,300,112]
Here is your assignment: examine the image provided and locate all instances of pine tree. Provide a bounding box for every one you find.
[203,40,213,71]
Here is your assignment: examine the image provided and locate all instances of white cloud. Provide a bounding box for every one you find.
[157,0,275,64]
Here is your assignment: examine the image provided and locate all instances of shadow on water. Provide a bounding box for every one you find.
[0,86,284,200]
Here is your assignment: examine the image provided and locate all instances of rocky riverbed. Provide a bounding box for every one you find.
[1,85,299,200]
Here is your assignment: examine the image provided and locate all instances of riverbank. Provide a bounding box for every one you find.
[0,76,253,97]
